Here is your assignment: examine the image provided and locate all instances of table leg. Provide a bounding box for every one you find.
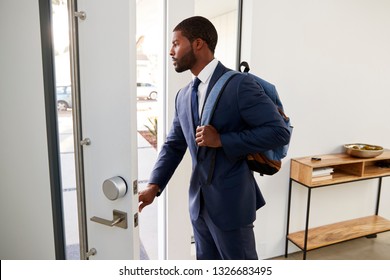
[303,187,312,260]
[285,179,293,258]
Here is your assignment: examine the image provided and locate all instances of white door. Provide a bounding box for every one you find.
[71,0,139,259]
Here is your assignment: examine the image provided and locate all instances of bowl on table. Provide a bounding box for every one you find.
[344,143,384,158]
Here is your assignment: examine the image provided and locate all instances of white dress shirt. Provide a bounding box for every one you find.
[192,58,219,118]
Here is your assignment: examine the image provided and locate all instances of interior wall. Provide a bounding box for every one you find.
[0,0,56,259]
[164,0,194,260]
[195,0,238,69]
[241,0,390,259]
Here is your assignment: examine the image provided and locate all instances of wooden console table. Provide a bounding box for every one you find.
[285,150,390,259]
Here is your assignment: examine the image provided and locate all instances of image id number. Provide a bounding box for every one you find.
[212,266,272,276]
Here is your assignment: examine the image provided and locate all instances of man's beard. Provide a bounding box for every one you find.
[174,47,196,73]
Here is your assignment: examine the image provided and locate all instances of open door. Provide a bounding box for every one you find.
[68,0,139,259]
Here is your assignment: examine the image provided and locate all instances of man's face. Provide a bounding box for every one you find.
[170,31,197,73]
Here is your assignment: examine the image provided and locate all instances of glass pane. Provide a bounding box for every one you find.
[52,0,80,260]
[136,0,163,260]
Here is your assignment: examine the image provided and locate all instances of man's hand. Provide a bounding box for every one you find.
[195,125,222,147]
[138,184,160,212]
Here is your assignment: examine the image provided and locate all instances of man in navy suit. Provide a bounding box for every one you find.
[138,16,291,260]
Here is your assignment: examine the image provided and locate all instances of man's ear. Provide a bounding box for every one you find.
[193,38,206,51]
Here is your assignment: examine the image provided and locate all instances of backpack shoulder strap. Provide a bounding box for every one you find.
[201,71,238,126]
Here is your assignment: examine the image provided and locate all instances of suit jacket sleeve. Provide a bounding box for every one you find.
[220,74,291,159]
[148,96,188,193]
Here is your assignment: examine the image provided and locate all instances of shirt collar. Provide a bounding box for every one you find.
[192,58,219,84]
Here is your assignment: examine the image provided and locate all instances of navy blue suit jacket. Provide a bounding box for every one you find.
[149,62,291,230]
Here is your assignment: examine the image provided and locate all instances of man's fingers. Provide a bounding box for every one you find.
[138,184,160,212]
[138,197,150,212]
[138,190,154,212]
[138,201,146,213]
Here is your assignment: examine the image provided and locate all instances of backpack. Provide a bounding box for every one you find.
[201,61,292,176]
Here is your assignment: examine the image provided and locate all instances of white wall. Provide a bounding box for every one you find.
[0,0,56,259]
[241,0,390,259]
[196,0,238,69]
[163,0,194,259]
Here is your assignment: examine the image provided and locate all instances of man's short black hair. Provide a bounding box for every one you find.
[173,16,218,54]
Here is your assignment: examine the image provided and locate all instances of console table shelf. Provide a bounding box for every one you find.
[285,150,390,259]
[287,215,390,251]
[290,151,390,187]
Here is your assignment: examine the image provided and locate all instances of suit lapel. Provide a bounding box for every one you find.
[195,63,230,157]
[190,63,226,144]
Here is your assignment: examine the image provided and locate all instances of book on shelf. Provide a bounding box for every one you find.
[312,174,333,182]
[312,167,334,177]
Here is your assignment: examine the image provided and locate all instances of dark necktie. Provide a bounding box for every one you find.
[191,77,201,127]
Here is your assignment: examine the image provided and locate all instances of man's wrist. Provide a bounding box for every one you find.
[148,184,161,196]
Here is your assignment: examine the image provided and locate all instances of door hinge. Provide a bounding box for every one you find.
[133,180,138,195]
[74,11,86,20]
[80,137,91,146]
[134,213,138,228]
[86,248,97,259]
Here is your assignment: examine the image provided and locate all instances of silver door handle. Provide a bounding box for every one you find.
[90,210,128,229]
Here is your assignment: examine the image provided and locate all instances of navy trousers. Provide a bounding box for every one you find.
[191,196,258,260]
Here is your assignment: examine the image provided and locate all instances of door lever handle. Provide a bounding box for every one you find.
[90,210,128,229]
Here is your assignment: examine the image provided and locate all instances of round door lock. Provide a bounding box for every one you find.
[102,176,128,201]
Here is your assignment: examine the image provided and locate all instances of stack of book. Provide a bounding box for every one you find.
[312,167,334,182]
